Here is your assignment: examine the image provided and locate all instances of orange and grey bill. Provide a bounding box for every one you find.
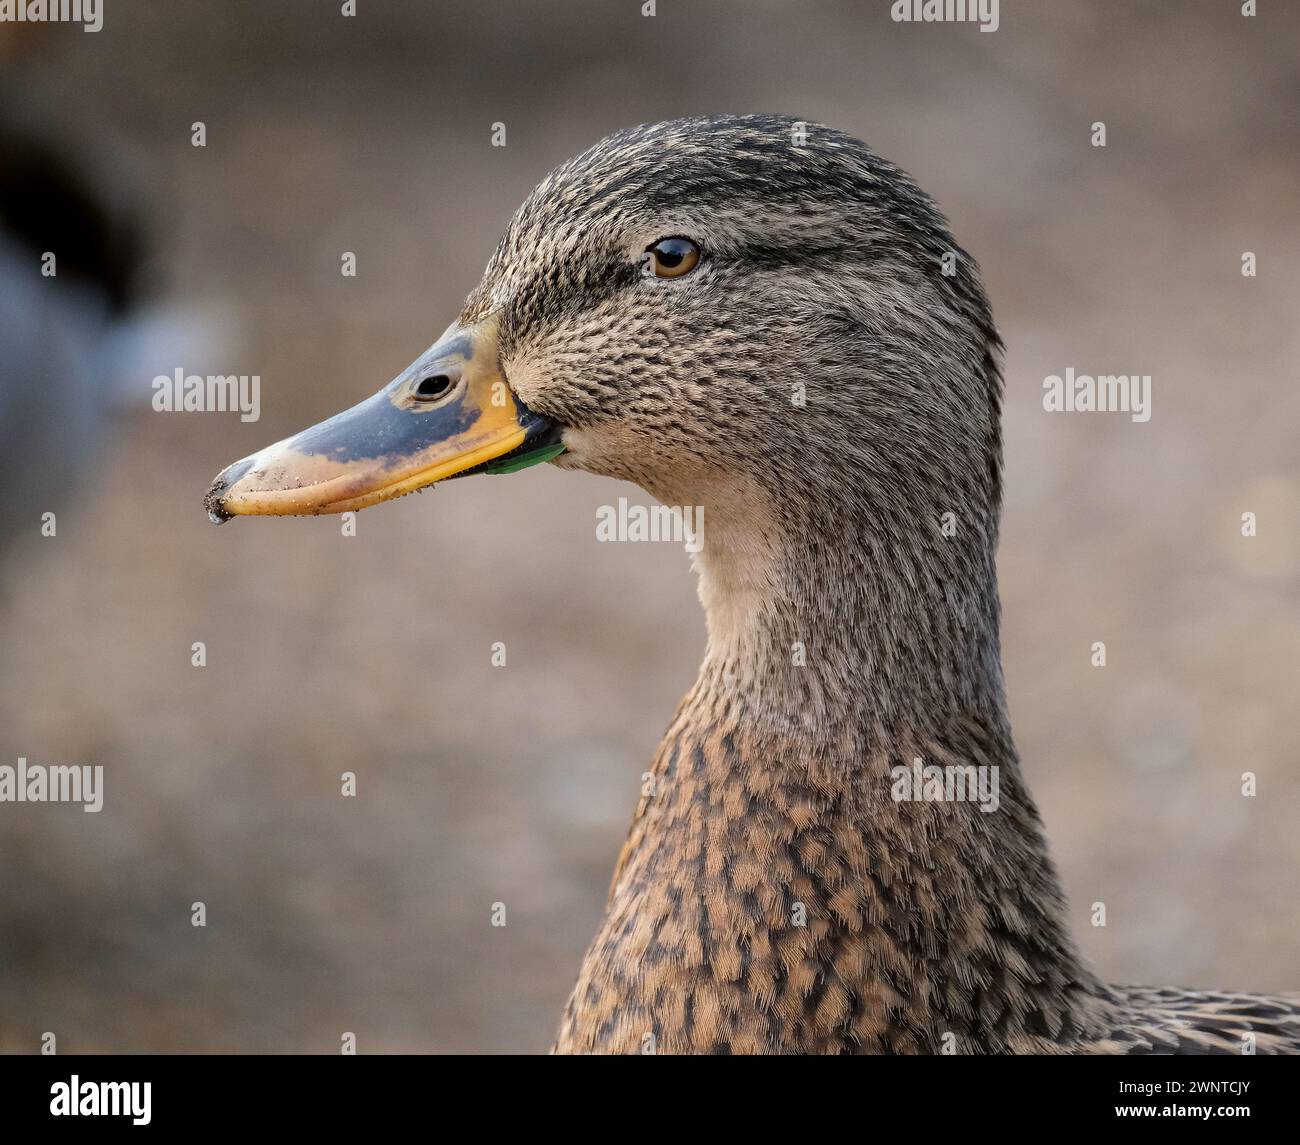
[204,317,559,521]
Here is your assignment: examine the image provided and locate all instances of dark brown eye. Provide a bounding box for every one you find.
[646,237,700,279]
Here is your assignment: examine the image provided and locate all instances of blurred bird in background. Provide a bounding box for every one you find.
[0,24,223,565]
[0,106,145,557]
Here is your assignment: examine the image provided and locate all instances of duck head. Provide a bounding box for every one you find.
[206,114,1002,582]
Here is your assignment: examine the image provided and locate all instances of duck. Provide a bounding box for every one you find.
[205,115,1299,1055]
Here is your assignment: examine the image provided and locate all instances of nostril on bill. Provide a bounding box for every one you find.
[413,374,454,401]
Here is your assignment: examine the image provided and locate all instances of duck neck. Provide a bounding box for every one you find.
[574,482,1105,1052]
[694,491,1012,741]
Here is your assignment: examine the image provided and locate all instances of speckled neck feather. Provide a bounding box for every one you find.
[556,476,1298,1054]
[554,476,1111,1054]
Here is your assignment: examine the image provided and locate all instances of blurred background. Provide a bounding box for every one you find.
[0,1,1296,1053]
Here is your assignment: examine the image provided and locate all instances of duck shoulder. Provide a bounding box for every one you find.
[1086,986,1300,1055]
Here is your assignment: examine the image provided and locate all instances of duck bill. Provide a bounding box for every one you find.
[204,317,560,520]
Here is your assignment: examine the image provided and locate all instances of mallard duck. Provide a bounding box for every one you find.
[206,115,1299,1055]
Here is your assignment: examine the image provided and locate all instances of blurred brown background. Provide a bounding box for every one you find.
[0,1,1296,1053]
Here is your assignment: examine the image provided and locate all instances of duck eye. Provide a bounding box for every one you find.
[645,237,700,279]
